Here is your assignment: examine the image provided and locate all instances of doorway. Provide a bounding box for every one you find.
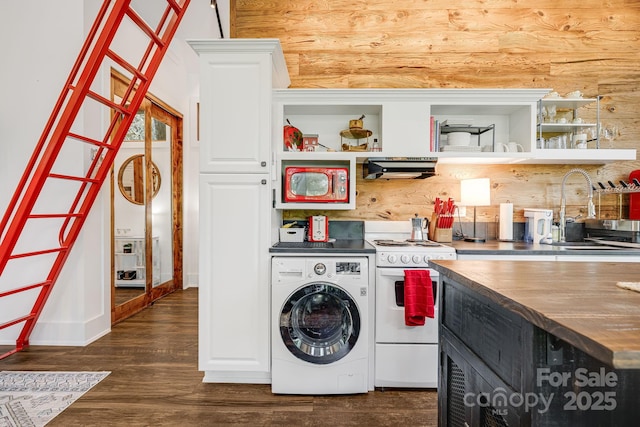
[110,70,183,324]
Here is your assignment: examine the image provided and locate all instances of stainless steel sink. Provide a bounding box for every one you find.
[548,241,603,247]
[546,239,635,250]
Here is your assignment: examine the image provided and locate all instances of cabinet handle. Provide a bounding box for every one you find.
[261,179,267,185]
[261,161,267,167]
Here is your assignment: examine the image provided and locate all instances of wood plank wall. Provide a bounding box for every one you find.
[232,0,640,223]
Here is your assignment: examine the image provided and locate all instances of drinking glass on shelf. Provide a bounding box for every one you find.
[547,104,556,123]
[558,134,567,149]
[599,123,617,148]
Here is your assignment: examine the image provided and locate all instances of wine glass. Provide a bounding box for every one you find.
[547,104,556,123]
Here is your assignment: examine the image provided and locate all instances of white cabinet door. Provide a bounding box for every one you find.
[199,174,272,382]
[198,52,272,174]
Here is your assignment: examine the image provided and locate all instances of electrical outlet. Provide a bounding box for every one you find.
[455,206,467,217]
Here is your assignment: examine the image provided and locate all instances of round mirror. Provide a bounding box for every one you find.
[117,154,161,205]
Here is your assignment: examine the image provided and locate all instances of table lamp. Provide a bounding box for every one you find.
[460,178,491,242]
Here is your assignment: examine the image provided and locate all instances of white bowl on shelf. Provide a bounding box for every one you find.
[447,132,471,146]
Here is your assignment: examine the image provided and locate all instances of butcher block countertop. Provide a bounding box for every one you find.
[430,260,640,369]
[449,239,640,256]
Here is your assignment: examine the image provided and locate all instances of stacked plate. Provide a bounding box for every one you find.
[441,145,481,152]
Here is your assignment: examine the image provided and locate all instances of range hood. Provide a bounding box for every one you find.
[363,157,438,179]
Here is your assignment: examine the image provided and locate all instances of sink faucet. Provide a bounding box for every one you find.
[560,168,596,242]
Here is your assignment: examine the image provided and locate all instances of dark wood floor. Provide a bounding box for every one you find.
[0,288,437,426]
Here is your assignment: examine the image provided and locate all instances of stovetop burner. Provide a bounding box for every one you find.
[411,240,443,247]
[373,239,410,247]
[373,239,442,247]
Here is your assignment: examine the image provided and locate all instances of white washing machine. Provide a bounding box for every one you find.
[271,256,369,395]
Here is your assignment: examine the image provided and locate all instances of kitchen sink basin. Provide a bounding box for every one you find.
[545,239,635,250]
[548,241,602,247]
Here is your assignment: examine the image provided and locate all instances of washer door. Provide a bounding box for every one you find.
[280,282,361,365]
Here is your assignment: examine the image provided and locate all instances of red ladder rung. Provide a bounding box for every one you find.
[0,314,36,331]
[125,8,165,48]
[106,49,149,83]
[84,89,132,115]
[155,2,185,41]
[0,281,51,298]
[67,132,117,149]
[48,173,100,184]
[9,247,66,260]
[28,213,84,219]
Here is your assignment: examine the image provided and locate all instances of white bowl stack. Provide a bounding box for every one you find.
[447,132,471,146]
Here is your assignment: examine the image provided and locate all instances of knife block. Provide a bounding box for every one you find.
[432,228,452,243]
[429,213,438,240]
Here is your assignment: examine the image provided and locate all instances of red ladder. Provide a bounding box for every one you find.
[0,0,190,359]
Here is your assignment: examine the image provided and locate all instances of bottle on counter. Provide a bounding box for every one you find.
[551,223,560,242]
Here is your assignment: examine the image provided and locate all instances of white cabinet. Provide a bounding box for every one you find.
[198,174,273,382]
[274,153,357,210]
[191,39,290,174]
[533,97,635,163]
[273,89,433,159]
[114,236,160,287]
[430,91,538,163]
[190,39,289,384]
[537,98,599,144]
[272,89,635,175]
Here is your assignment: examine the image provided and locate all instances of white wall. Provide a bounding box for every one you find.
[0,0,104,346]
[0,0,219,347]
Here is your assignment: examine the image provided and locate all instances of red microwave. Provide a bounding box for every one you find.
[284,167,349,203]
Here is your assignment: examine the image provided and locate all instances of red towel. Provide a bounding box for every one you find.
[404,269,434,326]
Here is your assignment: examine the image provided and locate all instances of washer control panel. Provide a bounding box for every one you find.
[271,257,369,284]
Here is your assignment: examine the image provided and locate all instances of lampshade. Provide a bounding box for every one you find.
[460,178,491,207]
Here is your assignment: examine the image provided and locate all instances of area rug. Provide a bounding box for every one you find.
[0,371,110,427]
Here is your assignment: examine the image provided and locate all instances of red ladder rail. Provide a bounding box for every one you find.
[0,0,190,359]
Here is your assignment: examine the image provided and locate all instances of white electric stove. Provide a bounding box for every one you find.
[366,220,456,266]
[365,221,456,388]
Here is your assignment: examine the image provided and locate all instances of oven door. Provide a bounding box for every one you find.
[375,267,438,344]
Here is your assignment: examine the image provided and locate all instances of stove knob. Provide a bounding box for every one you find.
[401,254,410,264]
[412,255,422,264]
[387,254,398,264]
[423,255,433,263]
